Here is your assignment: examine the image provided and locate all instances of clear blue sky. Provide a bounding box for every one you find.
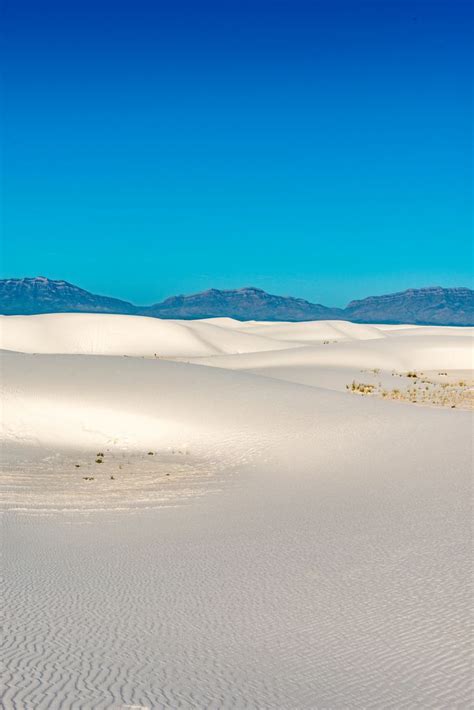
[2,0,472,307]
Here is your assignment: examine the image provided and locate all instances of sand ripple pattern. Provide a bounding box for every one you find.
[2,446,472,709]
[0,448,236,516]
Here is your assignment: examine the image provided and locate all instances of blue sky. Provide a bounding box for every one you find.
[2,0,472,306]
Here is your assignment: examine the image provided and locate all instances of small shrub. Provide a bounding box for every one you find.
[349,381,375,395]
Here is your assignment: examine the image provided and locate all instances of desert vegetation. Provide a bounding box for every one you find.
[347,372,473,409]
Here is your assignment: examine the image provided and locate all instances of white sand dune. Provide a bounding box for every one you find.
[191,334,473,374]
[225,318,388,343]
[0,312,292,358]
[380,324,474,337]
[1,313,473,708]
[1,349,327,455]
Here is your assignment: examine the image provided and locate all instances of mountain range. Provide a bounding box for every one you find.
[0,277,472,325]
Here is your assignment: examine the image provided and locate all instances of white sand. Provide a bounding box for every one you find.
[1,313,473,708]
[0,313,293,357]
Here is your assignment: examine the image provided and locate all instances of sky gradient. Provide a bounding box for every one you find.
[2,0,472,307]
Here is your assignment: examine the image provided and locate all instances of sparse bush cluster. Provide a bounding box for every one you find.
[346,372,473,409]
[346,381,375,395]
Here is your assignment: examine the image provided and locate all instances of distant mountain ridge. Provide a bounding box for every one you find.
[345,287,473,326]
[0,276,137,316]
[143,287,343,321]
[0,277,472,325]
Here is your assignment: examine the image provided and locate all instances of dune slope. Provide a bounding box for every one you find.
[0,312,292,358]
